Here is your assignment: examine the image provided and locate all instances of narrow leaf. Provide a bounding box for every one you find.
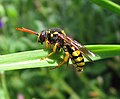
[0,45,120,71]
[91,0,120,15]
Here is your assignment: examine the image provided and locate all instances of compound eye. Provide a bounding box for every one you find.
[38,31,46,44]
[40,34,45,43]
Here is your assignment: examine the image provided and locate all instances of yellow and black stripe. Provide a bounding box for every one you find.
[66,45,85,72]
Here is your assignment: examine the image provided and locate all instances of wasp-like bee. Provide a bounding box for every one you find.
[16,27,96,72]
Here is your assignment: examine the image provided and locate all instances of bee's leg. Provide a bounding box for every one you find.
[40,43,59,60]
[45,40,51,49]
[51,52,69,70]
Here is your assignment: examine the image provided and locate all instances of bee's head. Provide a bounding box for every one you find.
[38,30,47,44]
[16,27,47,44]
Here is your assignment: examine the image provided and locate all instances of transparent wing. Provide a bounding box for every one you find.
[58,34,96,62]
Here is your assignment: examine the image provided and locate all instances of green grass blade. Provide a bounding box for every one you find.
[0,45,120,71]
[91,0,120,15]
[86,45,120,61]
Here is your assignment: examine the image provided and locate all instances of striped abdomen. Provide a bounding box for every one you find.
[66,45,85,72]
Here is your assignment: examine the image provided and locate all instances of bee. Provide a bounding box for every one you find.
[16,27,96,72]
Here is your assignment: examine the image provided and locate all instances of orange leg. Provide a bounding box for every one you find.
[51,52,70,70]
[40,43,59,60]
[45,40,51,49]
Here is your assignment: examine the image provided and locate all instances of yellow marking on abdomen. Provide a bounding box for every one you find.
[76,67,83,70]
[74,64,83,71]
[74,57,83,62]
[76,62,85,66]
[77,68,83,72]
[72,50,80,56]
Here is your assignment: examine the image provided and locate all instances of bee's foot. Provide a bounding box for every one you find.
[40,58,46,60]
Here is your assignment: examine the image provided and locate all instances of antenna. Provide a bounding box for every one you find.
[16,27,39,36]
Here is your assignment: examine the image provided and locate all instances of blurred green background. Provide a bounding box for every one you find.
[0,0,120,99]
